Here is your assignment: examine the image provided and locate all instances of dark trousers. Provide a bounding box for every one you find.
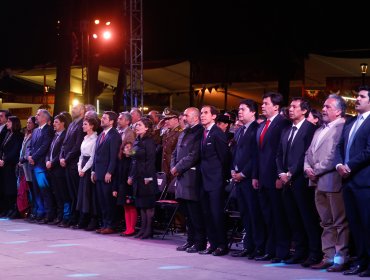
[283,182,322,259]
[236,179,265,252]
[179,199,206,249]
[258,187,291,259]
[49,169,70,221]
[282,186,307,257]
[65,166,79,223]
[200,188,227,249]
[96,180,115,229]
[343,184,370,267]
[40,187,56,220]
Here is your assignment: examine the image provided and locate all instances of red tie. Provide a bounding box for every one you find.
[259,120,271,146]
[99,132,106,145]
[203,129,209,145]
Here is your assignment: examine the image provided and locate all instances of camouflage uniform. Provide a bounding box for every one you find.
[161,125,183,185]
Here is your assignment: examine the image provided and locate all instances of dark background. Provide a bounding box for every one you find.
[1,1,369,70]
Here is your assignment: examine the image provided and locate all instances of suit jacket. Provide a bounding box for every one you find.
[28,124,54,169]
[60,118,85,168]
[254,114,291,188]
[200,124,229,192]
[92,128,121,181]
[45,130,66,176]
[0,131,23,165]
[171,123,203,201]
[304,118,345,192]
[0,131,23,195]
[0,125,8,148]
[335,115,370,188]
[277,120,316,182]
[232,121,259,178]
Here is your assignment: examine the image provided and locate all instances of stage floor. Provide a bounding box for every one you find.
[0,218,352,280]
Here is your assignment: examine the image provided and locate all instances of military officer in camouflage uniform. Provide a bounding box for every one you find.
[161,108,183,187]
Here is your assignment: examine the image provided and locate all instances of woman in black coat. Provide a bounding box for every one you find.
[0,116,23,217]
[129,117,158,239]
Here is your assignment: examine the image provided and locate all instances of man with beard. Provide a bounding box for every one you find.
[335,86,370,277]
[91,111,121,234]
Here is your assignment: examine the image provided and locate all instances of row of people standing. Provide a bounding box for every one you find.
[173,88,370,278]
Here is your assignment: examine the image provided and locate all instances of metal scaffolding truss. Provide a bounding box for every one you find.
[127,0,143,108]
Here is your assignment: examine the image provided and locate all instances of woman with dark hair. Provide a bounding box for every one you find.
[129,117,158,239]
[307,108,323,127]
[75,117,100,230]
[18,116,37,218]
[0,116,23,218]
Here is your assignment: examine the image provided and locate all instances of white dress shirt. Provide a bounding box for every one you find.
[78,132,98,172]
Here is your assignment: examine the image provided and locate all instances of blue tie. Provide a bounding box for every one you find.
[345,116,363,163]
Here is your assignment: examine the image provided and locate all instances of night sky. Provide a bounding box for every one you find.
[1,1,369,70]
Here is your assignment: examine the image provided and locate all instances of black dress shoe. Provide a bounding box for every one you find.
[49,218,62,225]
[231,249,252,257]
[301,257,321,268]
[37,218,50,224]
[24,214,36,222]
[186,245,206,253]
[248,250,263,260]
[120,232,136,237]
[359,268,370,277]
[199,247,215,255]
[343,265,366,275]
[30,216,44,223]
[176,242,194,251]
[71,224,87,230]
[255,253,273,261]
[212,247,229,256]
[58,221,71,228]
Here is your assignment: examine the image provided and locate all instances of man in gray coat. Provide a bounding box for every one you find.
[304,94,349,271]
[171,107,206,253]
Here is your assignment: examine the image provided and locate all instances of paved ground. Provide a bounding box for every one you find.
[0,218,356,280]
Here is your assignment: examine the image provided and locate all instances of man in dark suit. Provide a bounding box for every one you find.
[199,105,230,256]
[28,109,54,221]
[253,92,291,263]
[230,99,265,259]
[0,110,10,147]
[45,114,68,225]
[91,111,121,234]
[335,85,370,277]
[0,110,11,215]
[276,97,321,267]
[59,103,86,227]
[171,107,206,253]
